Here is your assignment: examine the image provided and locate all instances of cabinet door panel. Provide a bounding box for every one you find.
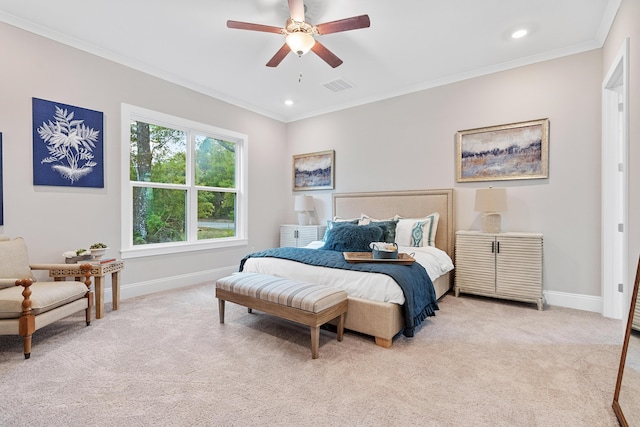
[296,227,321,247]
[280,225,297,247]
[496,236,542,298]
[455,234,496,294]
[280,225,326,247]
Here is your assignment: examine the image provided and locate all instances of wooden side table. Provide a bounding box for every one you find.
[36,260,125,319]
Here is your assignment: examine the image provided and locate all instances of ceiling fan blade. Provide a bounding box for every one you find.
[288,0,305,22]
[227,20,284,34]
[315,15,370,35]
[266,44,291,67]
[311,41,343,68]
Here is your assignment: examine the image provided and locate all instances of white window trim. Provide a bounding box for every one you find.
[120,103,248,259]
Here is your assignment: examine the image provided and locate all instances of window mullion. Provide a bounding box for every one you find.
[187,131,197,242]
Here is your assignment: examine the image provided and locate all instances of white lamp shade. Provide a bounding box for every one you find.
[294,195,314,212]
[474,188,507,213]
[286,32,315,56]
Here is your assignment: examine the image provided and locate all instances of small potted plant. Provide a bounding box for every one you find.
[89,242,108,259]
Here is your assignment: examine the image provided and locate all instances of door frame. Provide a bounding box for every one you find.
[602,38,629,319]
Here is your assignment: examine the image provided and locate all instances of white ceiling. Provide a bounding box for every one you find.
[0,0,620,123]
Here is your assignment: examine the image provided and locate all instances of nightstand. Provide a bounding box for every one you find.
[280,224,326,247]
[454,230,543,310]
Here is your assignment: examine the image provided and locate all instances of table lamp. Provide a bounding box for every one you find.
[294,195,314,225]
[475,188,507,233]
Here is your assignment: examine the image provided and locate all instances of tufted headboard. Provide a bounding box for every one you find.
[332,189,455,261]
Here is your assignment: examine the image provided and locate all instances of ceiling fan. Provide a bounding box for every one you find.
[227,0,370,68]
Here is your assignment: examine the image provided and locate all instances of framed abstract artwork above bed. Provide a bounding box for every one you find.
[293,150,334,191]
[456,118,549,182]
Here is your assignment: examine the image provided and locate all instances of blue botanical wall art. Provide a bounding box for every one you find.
[32,98,104,188]
[0,132,3,225]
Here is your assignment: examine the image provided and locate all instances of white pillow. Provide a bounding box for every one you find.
[398,245,453,280]
[358,213,397,226]
[395,213,439,247]
[332,216,359,222]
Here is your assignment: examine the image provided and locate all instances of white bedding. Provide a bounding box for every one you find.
[241,243,453,305]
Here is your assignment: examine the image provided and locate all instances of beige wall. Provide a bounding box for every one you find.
[0,10,621,310]
[603,0,640,307]
[287,49,603,303]
[0,22,288,290]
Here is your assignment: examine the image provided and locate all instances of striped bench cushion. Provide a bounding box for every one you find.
[215,273,347,314]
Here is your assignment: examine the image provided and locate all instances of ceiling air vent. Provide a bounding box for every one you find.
[322,78,354,93]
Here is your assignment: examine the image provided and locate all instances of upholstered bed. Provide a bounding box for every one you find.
[242,189,455,348]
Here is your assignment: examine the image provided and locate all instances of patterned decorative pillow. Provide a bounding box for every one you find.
[321,224,383,252]
[395,213,440,247]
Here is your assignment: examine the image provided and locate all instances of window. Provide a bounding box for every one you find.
[121,104,247,258]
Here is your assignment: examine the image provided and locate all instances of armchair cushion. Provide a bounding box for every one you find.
[0,279,21,289]
[0,238,33,289]
[0,281,88,319]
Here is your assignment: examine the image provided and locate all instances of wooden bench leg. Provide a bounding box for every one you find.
[310,326,320,359]
[336,313,345,342]
[218,299,225,324]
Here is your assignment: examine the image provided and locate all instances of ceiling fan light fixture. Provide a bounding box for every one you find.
[286,31,315,56]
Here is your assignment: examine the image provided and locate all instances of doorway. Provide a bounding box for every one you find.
[602,38,629,319]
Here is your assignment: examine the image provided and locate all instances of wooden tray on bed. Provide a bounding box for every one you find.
[343,252,415,265]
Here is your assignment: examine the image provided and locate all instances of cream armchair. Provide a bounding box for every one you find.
[0,236,93,359]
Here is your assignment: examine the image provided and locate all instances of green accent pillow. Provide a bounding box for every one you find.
[369,220,398,243]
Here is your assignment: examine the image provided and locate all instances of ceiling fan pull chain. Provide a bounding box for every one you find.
[299,72,303,83]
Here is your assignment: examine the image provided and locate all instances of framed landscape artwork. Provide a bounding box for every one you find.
[293,150,335,191]
[456,118,549,182]
[32,98,104,188]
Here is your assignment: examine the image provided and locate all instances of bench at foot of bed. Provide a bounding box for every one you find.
[215,272,348,359]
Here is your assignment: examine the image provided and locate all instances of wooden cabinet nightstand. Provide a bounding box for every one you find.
[280,225,327,248]
[454,231,543,310]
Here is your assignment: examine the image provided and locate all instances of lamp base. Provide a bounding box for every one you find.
[481,213,502,233]
[298,212,310,226]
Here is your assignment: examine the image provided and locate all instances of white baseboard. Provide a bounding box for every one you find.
[544,290,603,314]
[104,265,238,302]
[104,271,606,317]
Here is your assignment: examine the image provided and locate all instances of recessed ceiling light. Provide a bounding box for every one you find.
[284,99,294,106]
[512,29,528,39]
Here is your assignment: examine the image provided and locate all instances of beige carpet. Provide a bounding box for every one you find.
[0,283,624,426]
